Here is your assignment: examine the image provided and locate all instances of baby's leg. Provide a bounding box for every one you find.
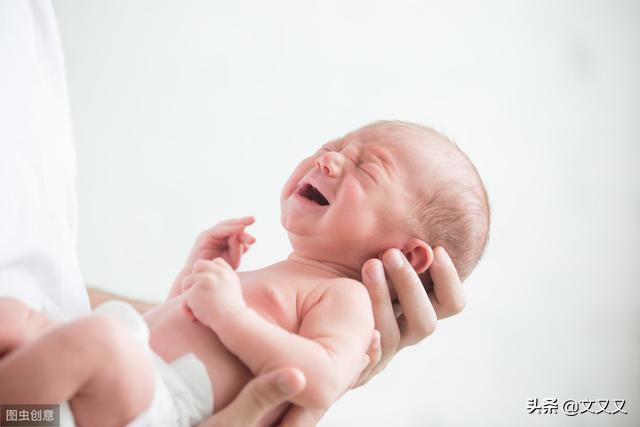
[0,314,155,427]
[0,297,51,357]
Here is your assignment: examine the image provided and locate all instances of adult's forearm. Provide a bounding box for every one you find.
[86,287,157,314]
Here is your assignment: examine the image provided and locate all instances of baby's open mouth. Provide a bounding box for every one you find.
[297,183,330,206]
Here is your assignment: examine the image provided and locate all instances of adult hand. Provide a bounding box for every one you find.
[197,367,306,427]
[355,246,465,386]
[271,246,465,426]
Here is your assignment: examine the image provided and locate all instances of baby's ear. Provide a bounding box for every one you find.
[403,239,434,274]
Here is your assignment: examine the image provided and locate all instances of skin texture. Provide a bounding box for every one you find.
[280,125,435,277]
[180,258,374,411]
[163,125,451,416]
[176,123,465,423]
[0,298,155,427]
[1,124,467,427]
[1,240,464,427]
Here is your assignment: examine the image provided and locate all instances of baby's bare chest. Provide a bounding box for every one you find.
[239,272,322,333]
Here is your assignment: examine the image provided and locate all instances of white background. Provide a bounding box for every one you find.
[54,1,639,426]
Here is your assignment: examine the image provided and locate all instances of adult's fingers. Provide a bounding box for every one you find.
[198,368,305,427]
[428,246,465,319]
[277,405,325,427]
[353,329,381,388]
[381,249,437,348]
[361,258,401,364]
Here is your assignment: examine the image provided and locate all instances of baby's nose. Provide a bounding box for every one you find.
[315,151,343,177]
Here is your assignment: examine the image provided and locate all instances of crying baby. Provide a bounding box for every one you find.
[0,120,489,427]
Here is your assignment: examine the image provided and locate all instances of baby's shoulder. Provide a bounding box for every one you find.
[322,277,367,294]
[301,277,370,313]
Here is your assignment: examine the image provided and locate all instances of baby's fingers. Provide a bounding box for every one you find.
[210,217,254,235]
[181,297,197,322]
[238,232,256,245]
[227,235,243,270]
[181,272,208,292]
[217,216,255,227]
[225,233,254,269]
[212,257,234,270]
[206,223,249,241]
[181,276,195,292]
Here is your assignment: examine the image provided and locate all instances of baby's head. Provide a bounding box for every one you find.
[281,120,490,284]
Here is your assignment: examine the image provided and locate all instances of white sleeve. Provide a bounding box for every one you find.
[0,0,90,320]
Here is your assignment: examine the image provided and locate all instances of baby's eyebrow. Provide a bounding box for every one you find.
[365,145,395,175]
[322,138,343,150]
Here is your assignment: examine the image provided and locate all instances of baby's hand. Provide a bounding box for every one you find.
[186,217,256,271]
[181,258,247,327]
[169,217,255,299]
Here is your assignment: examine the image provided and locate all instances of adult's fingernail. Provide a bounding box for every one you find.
[366,262,385,284]
[434,247,450,267]
[276,372,294,393]
[277,371,302,394]
[384,249,404,271]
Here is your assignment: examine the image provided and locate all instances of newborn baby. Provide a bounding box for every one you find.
[0,121,489,426]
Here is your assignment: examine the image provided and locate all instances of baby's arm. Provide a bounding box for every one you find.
[216,280,373,409]
[183,260,374,410]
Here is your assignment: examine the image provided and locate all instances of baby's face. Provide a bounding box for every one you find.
[280,124,423,269]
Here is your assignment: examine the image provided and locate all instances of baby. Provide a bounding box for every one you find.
[0,121,489,426]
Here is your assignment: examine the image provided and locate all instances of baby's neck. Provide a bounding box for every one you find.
[284,252,362,282]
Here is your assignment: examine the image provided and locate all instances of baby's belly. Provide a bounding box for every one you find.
[144,296,254,412]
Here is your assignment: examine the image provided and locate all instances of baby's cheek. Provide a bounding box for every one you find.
[281,157,315,200]
[337,182,378,237]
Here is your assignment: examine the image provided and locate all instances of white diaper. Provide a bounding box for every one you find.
[59,301,214,427]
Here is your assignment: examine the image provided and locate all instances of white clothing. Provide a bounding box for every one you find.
[0,0,89,320]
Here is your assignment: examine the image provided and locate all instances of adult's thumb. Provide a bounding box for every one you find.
[199,367,306,427]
